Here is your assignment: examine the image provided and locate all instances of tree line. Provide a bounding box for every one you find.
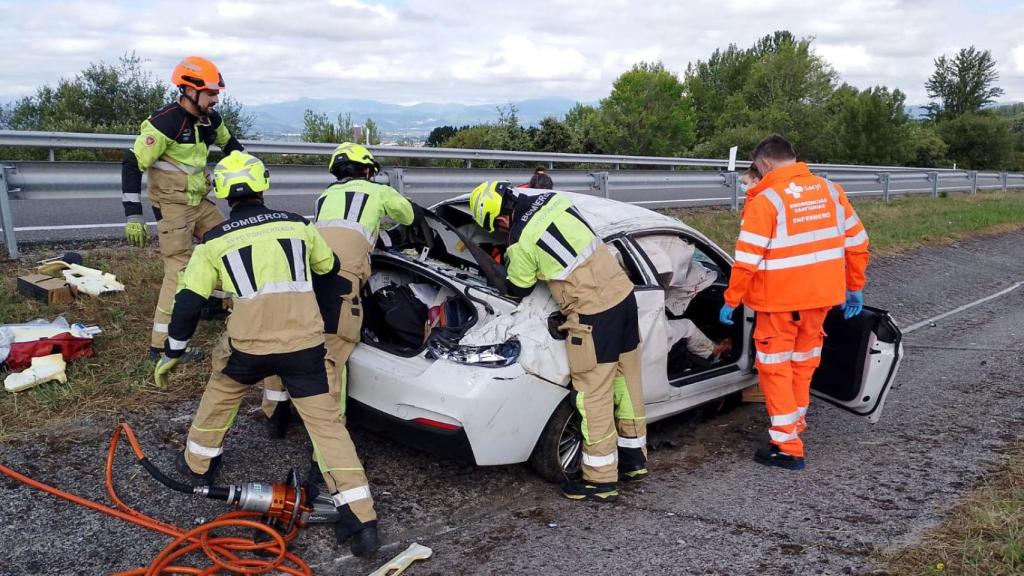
[2,34,1022,170]
[426,32,1023,171]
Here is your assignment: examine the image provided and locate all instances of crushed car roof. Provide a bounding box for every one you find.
[439,189,703,240]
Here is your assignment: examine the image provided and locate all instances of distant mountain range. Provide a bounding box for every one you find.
[246,97,586,139]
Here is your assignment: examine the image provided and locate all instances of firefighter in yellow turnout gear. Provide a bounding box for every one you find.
[261,143,416,437]
[153,152,381,556]
[122,56,243,360]
[469,181,646,503]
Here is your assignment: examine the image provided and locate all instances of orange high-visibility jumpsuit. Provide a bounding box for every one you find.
[724,162,870,457]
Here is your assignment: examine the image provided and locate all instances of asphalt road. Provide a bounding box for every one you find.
[2,231,1023,575]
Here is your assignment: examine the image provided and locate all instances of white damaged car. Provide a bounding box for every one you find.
[345,191,903,481]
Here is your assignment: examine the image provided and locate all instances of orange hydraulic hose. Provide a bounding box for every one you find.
[0,422,314,576]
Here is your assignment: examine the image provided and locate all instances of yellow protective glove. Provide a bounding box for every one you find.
[125,216,151,247]
[154,354,180,389]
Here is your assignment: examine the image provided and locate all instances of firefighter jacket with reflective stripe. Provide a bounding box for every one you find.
[313,178,415,277]
[165,203,339,357]
[122,102,244,216]
[724,163,870,312]
[505,191,633,315]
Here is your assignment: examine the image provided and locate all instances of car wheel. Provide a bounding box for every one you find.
[528,399,583,483]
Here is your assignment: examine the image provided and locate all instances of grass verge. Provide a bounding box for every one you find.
[664,190,1024,256]
[887,442,1024,576]
[0,246,220,441]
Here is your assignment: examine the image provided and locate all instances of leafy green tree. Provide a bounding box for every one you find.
[683,44,759,143]
[302,111,355,143]
[533,116,571,152]
[926,47,1004,120]
[598,62,694,156]
[904,122,949,167]
[937,113,1015,169]
[487,103,531,151]
[364,117,381,145]
[830,85,912,165]
[426,125,466,147]
[562,103,605,155]
[443,125,494,150]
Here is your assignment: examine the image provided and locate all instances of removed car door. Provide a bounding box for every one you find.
[810,306,903,423]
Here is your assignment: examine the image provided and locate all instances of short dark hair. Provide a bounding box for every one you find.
[751,134,796,163]
[529,172,553,189]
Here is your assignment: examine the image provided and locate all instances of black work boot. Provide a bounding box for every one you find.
[175,451,222,485]
[266,400,294,440]
[619,466,649,483]
[753,444,805,470]
[349,523,382,557]
[561,480,619,503]
[149,346,205,365]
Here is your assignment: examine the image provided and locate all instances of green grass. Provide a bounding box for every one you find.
[0,247,219,440]
[888,443,1024,576]
[664,190,1024,256]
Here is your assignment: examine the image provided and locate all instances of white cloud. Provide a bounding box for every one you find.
[0,0,1021,106]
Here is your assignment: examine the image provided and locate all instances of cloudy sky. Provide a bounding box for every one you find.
[2,0,1023,107]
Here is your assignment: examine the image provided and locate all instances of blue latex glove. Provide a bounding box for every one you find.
[719,304,736,325]
[842,290,864,320]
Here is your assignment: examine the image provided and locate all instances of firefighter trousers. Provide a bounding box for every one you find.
[186,333,376,532]
[753,306,831,458]
[563,292,646,484]
[150,198,223,349]
[261,269,363,419]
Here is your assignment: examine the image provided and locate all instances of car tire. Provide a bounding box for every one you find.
[528,398,583,483]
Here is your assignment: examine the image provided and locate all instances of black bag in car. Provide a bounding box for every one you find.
[364,284,429,349]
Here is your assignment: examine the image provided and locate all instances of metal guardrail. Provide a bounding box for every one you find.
[1,130,1023,259]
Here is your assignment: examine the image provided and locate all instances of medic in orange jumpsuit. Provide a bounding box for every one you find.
[719,135,870,470]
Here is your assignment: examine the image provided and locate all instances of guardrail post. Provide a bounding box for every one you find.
[48,148,55,162]
[590,171,610,199]
[389,168,405,196]
[928,171,938,196]
[464,159,472,169]
[0,166,19,259]
[970,170,978,194]
[879,172,891,202]
[1001,171,1008,193]
[724,172,739,212]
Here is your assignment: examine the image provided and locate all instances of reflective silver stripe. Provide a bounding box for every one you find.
[226,250,256,297]
[769,429,800,442]
[153,323,169,334]
[264,389,290,402]
[762,189,787,238]
[768,227,842,249]
[759,247,844,271]
[617,436,647,449]
[234,281,313,300]
[122,193,142,203]
[153,160,201,174]
[540,230,576,267]
[738,231,770,248]
[756,350,792,365]
[791,347,822,362]
[734,250,763,266]
[770,411,801,427]
[845,230,869,248]
[844,214,860,229]
[551,237,602,281]
[797,406,808,417]
[210,290,229,299]
[825,180,846,235]
[289,239,306,282]
[331,485,372,506]
[346,192,367,222]
[167,337,189,351]
[581,451,617,467]
[315,219,373,243]
[187,439,224,458]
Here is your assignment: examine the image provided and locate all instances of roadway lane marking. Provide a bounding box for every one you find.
[903,281,1024,334]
